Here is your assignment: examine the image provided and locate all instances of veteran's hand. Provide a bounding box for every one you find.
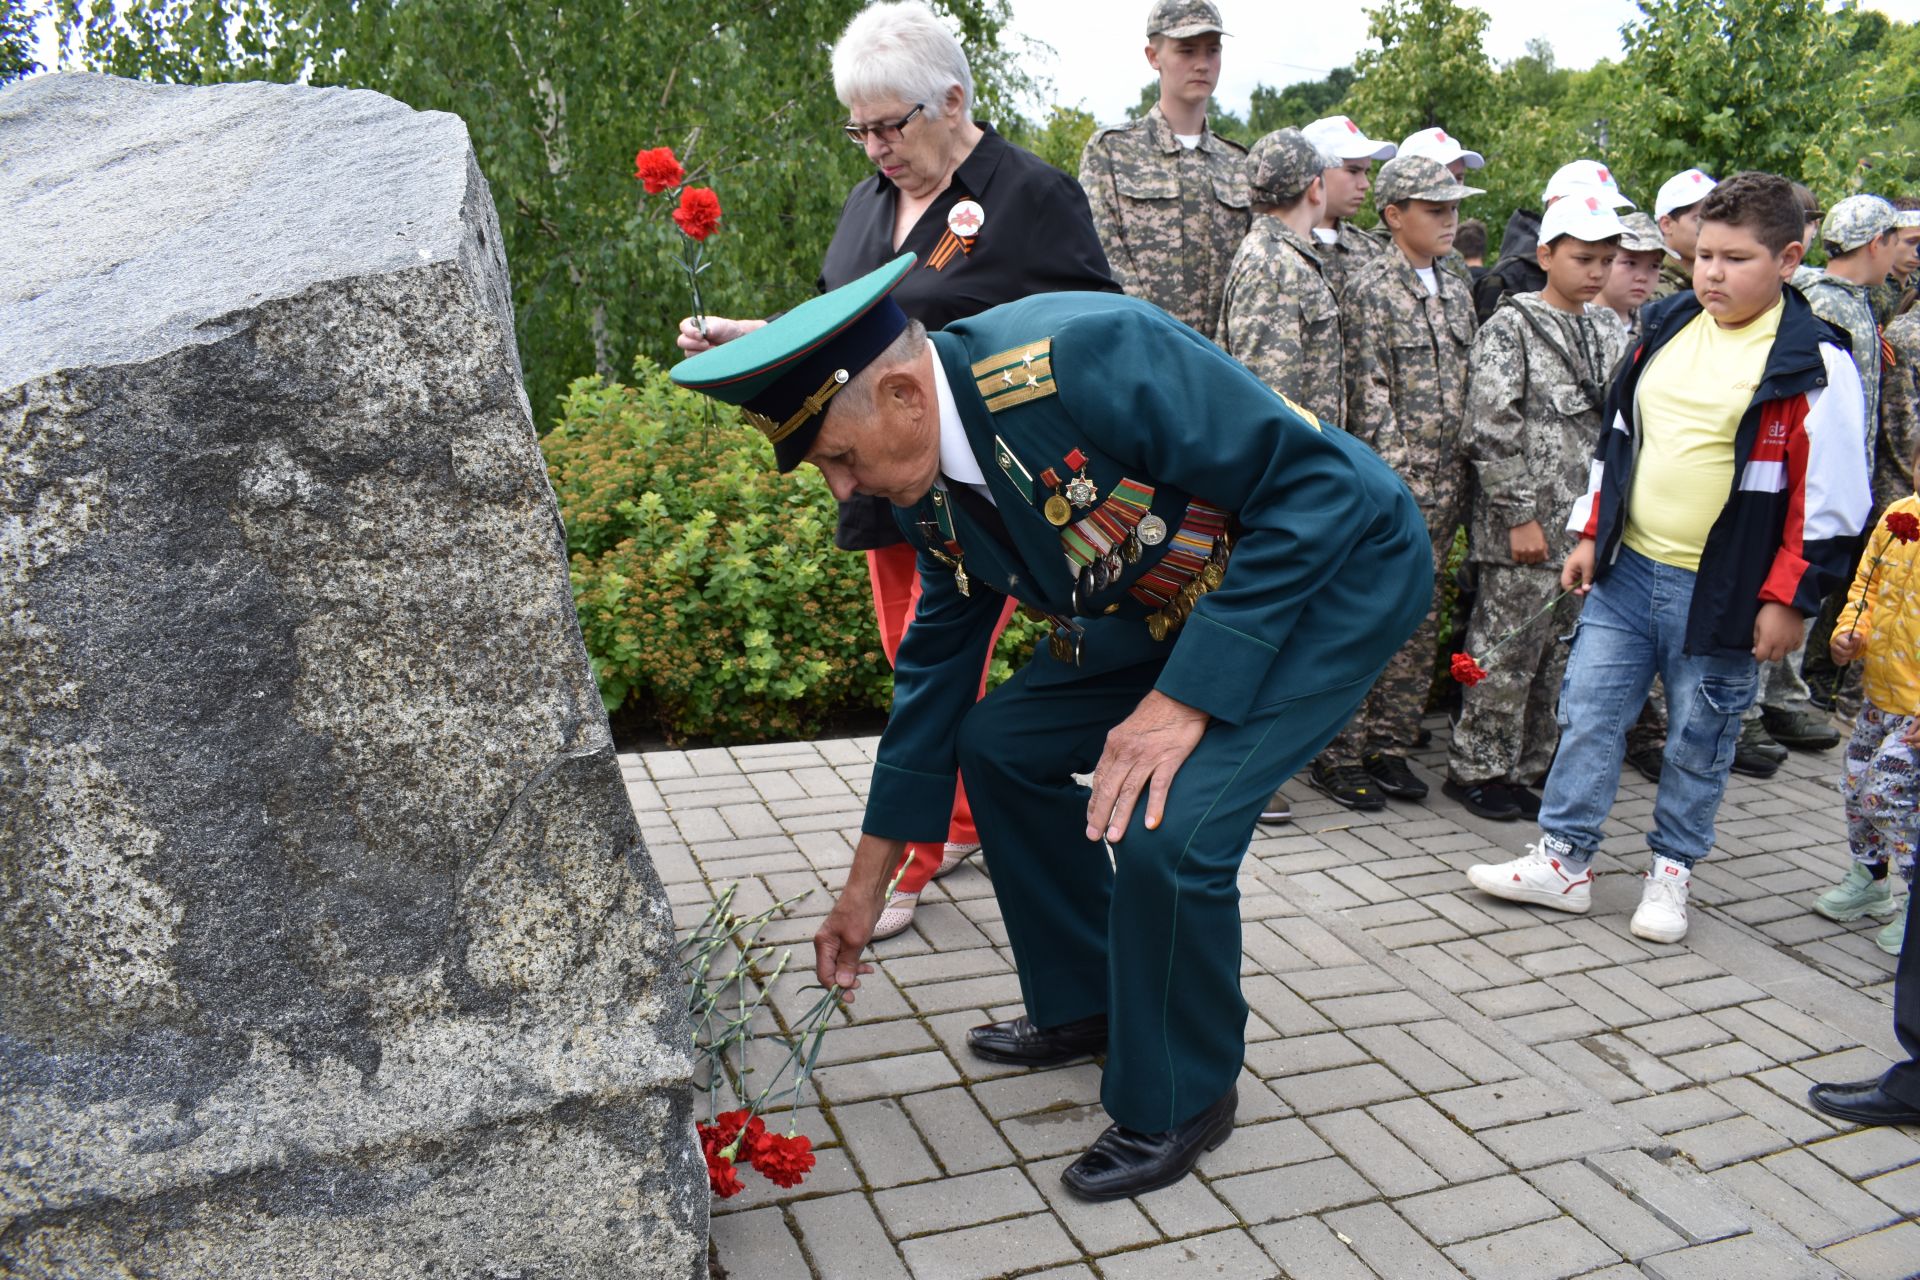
[812,834,901,1001]
[1561,538,1597,595]
[1509,521,1550,565]
[1085,690,1210,843]
[1753,602,1804,663]
[676,315,765,354]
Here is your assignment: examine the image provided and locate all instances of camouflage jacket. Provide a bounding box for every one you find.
[1463,293,1628,564]
[1877,310,1920,513]
[1652,257,1691,301]
[1078,103,1249,339]
[1219,217,1346,428]
[1313,219,1385,300]
[1801,271,1884,451]
[1342,243,1478,516]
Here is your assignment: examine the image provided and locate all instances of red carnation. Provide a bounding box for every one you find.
[1887,511,1920,544]
[1451,653,1488,686]
[748,1131,816,1189]
[634,146,684,194]
[673,186,722,241]
[705,1148,744,1198]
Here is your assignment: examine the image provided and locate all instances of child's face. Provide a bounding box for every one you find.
[1693,220,1799,327]
[1659,204,1703,262]
[1601,248,1664,313]
[1859,231,1903,281]
[1538,236,1619,306]
[1322,159,1373,221]
[1896,227,1920,281]
[1145,34,1222,112]
[1386,200,1459,263]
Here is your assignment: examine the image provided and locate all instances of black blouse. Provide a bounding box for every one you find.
[818,124,1119,550]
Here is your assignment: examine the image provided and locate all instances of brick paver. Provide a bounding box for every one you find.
[659,721,1912,1279]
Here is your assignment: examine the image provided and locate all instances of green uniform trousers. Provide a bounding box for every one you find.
[954,649,1389,1134]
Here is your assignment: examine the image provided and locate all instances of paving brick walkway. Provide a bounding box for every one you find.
[628,719,1919,1280]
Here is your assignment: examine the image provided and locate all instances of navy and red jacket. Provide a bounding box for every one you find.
[1565,287,1870,658]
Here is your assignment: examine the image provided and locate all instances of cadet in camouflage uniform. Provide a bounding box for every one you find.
[1652,169,1716,302]
[1882,310,1920,510]
[1078,0,1248,340]
[1301,115,1396,300]
[1444,196,1630,820]
[1311,156,1483,809]
[1219,129,1345,428]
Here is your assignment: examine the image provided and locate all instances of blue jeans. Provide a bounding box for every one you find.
[1539,547,1759,868]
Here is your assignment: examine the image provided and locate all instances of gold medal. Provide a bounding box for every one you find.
[1044,493,1072,526]
[953,561,970,596]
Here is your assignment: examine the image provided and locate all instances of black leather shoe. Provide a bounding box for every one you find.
[1308,760,1386,812]
[1625,741,1665,783]
[966,1014,1108,1067]
[1807,1079,1920,1127]
[1061,1087,1237,1201]
[1441,778,1521,821]
[1732,721,1786,778]
[1505,783,1542,820]
[1363,751,1428,800]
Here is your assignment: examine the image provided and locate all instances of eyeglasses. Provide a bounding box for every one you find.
[844,104,925,145]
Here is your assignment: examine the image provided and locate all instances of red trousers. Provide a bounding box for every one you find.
[867,542,1018,894]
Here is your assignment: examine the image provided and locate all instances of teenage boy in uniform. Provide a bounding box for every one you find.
[1299,115,1396,300]
[1597,213,1668,352]
[1445,196,1629,820]
[1079,0,1248,341]
[1465,171,1870,944]
[1653,168,1717,301]
[1310,156,1482,809]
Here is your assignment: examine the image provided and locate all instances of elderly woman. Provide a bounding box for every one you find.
[681,1,1117,939]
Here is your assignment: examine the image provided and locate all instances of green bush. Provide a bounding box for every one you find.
[542,358,1044,744]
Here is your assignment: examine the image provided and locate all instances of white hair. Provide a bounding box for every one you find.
[832,2,974,120]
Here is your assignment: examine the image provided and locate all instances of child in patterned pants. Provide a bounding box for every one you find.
[1816,498,1920,953]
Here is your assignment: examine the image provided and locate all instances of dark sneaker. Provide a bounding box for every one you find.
[1624,741,1665,783]
[1442,778,1522,820]
[1362,751,1428,800]
[1732,720,1786,778]
[1258,788,1292,824]
[1506,783,1542,819]
[1761,706,1841,751]
[1308,761,1387,811]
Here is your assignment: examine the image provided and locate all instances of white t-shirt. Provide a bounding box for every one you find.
[1414,266,1439,296]
[1174,133,1202,150]
[1312,226,1338,245]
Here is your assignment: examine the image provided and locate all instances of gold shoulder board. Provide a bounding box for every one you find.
[971,338,1056,413]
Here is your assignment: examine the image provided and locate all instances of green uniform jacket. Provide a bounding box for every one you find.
[865,293,1431,841]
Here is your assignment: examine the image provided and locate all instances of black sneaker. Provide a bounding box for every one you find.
[1505,783,1542,820]
[1308,761,1387,812]
[1441,778,1522,821]
[1761,706,1841,751]
[1624,741,1665,783]
[1732,720,1786,778]
[1362,751,1428,800]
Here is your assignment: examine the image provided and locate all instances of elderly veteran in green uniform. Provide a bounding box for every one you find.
[672,255,1430,1200]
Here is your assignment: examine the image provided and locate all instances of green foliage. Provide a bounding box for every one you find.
[1002,103,1099,175]
[1343,0,1495,147]
[54,0,1029,428]
[1247,67,1355,135]
[541,358,1043,743]
[2,0,39,84]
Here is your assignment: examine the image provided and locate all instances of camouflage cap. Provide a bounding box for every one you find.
[1823,194,1898,252]
[1146,0,1227,38]
[1616,212,1668,254]
[1374,155,1484,210]
[1247,129,1327,204]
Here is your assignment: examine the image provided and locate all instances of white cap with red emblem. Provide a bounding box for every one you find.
[1542,159,1634,209]
[1302,116,1398,163]
[1397,127,1484,171]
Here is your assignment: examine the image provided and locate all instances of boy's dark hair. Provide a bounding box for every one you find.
[1700,171,1806,256]
[1454,217,1487,259]
[1789,181,1821,222]
[1894,195,1920,213]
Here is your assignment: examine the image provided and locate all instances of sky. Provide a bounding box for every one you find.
[1002,0,1920,122]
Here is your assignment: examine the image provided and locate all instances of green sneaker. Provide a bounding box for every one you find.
[1812,863,1898,922]
[1878,898,1908,956]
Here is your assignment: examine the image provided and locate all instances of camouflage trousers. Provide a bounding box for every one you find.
[1323,502,1459,764]
[1446,564,1583,786]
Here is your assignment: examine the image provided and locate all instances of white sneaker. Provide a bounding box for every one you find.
[934,842,980,879]
[1466,842,1594,913]
[871,891,919,940]
[1631,856,1692,943]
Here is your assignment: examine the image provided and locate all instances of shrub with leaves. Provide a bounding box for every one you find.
[542,358,1044,742]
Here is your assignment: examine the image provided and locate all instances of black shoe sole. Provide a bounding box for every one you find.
[966,1037,1106,1068]
[1368,777,1429,800]
[1774,736,1840,751]
[1807,1096,1920,1127]
[1059,1110,1237,1202]
[1731,755,1784,779]
[1306,774,1386,812]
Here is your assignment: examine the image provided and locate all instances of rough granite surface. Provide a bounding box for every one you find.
[0,73,703,1278]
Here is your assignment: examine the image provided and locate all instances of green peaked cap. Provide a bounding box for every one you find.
[670,253,916,472]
